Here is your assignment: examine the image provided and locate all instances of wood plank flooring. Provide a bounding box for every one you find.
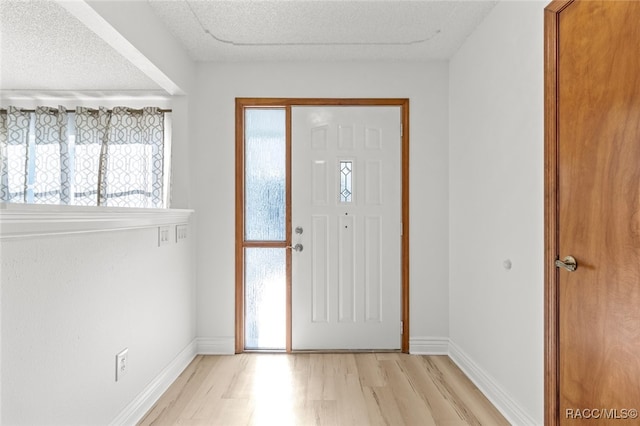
[138,353,509,426]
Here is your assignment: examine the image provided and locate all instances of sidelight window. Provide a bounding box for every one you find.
[242,107,287,350]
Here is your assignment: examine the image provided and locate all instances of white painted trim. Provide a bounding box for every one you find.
[110,339,198,426]
[0,204,193,240]
[0,90,171,103]
[448,340,540,426]
[409,336,449,355]
[196,337,235,355]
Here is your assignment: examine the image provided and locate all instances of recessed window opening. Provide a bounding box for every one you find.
[0,106,172,208]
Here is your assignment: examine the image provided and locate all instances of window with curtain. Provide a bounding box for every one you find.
[0,106,169,208]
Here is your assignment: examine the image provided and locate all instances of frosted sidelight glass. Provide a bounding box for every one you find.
[244,248,286,350]
[245,109,286,241]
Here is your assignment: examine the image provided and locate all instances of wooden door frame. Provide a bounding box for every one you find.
[235,98,410,354]
[544,1,573,425]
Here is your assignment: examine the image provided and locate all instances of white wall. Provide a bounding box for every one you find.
[192,62,450,351]
[449,1,544,424]
[1,225,195,425]
[166,95,193,209]
[0,2,198,422]
[0,96,196,424]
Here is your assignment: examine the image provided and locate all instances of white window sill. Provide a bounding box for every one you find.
[0,203,193,240]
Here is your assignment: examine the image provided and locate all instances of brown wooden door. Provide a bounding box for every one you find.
[546,0,640,424]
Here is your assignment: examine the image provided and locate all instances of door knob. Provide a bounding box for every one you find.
[287,243,304,252]
[555,255,577,272]
[295,226,303,235]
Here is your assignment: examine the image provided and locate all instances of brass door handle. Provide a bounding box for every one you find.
[555,255,577,272]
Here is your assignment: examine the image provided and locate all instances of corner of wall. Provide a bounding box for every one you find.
[409,337,449,355]
[110,339,198,425]
[448,1,544,424]
[409,338,542,425]
[196,337,236,355]
[449,340,541,426]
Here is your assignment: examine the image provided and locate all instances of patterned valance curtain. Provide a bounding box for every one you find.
[0,107,31,202]
[33,106,69,204]
[74,107,109,206]
[0,106,165,208]
[100,107,164,208]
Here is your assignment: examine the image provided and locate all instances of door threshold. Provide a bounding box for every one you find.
[242,349,287,354]
[290,349,402,354]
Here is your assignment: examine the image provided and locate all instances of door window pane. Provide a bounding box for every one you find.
[340,160,353,203]
[244,109,286,241]
[244,248,286,350]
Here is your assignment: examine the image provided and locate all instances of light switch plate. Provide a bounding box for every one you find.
[158,226,171,246]
[176,224,188,242]
[116,348,128,382]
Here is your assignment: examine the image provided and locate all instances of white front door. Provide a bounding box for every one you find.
[291,106,402,350]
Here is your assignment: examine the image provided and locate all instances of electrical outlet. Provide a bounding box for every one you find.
[116,348,128,382]
[158,226,171,246]
[176,224,188,242]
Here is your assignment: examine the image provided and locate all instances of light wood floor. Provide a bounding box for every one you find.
[138,353,509,426]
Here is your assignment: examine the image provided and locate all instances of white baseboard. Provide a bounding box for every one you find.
[448,340,540,426]
[196,336,235,355]
[409,336,449,355]
[110,339,198,426]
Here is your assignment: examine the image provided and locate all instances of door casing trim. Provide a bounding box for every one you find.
[235,98,410,353]
[544,2,574,425]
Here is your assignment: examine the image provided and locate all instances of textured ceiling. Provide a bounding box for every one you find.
[148,0,498,62]
[0,0,498,92]
[0,0,162,92]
